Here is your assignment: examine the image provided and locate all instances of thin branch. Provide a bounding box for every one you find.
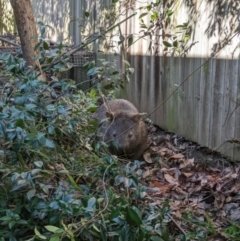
[167,213,186,235]
[0,36,20,47]
[41,12,138,73]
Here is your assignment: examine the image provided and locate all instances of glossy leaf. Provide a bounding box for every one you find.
[125,207,142,226]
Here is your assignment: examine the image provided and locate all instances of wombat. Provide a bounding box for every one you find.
[96,99,148,159]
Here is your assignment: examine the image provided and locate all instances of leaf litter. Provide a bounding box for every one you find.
[141,124,240,239]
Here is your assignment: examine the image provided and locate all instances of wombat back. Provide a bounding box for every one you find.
[96,99,148,159]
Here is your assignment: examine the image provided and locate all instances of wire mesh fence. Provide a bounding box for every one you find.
[0,42,96,91]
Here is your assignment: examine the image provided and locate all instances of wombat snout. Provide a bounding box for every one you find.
[96,99,148,159]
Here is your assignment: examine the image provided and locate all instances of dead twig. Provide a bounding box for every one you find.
[0,36,20,47]
[167,213,186,235]
[213,137,240,152]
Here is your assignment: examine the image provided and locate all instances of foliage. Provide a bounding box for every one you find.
[0,29,172,239]
[76,0,194,56]
[0,0,15,35]
[0,57,171,239]
[1,1,236,240]
[224,223,240,241]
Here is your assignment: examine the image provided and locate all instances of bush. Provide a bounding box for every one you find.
[0,49,171,241]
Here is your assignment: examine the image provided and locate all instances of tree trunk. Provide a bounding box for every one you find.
[10,0,38,67]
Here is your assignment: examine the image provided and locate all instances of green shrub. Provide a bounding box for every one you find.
[0,49,171,241]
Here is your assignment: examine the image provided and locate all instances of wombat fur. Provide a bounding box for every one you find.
[96,99,148,159]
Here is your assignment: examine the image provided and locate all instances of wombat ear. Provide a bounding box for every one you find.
[132,114,141,122]
[106,111,114,120]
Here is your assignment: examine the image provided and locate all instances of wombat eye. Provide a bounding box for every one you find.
[112,133,116,138]
[128,133,133,139]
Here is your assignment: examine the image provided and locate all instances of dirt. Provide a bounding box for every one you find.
[140,123,240,239]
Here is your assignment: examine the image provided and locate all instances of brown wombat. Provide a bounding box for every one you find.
[96,99,148,159]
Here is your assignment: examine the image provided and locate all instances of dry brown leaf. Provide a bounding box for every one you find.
[179,158,194,169]
[166,141,178,152]
[158,147,169,156]
[208,234,227,241]
[206,173,220,183]
[168,153,185,160]
[149,146,159,152]
[215,193,226,208]
[143,152,153,163]
[164,173,179,185]
[200,174,208,186]
[161,167,179,175]
[149,181,171,194]
[171,210,182,218]
[187,185,202,194]
[170,200,182,209]
[173,187,188,196]
[231,173,238,179]
[142,169,152,178]
[182,172,194,177]
[165,134,171,141]
[144,124,240,235]
[225,196,232,203]
[222,172,233,180]
[190,172,206,183]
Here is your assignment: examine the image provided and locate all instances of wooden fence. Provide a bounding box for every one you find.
[121,0,240,160]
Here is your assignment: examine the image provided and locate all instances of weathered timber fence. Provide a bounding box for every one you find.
[121,0,240,160]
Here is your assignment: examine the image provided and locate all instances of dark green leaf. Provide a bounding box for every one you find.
[125,207,142,226]
[103,84,113,90]
[19,59,26,70]
[87,106,97,112]
[7,65,15,71]
[173,40,178,47]
[34,42,41,51]
[128,35,134,47]
[27,189,36,200]
[43,41,49,50]
[120,224,130,241]
[109,208,121,220]
[0,121,6,136]
[166,9,174,16]
[146,5,152,11]
[150,236,164,241]
[111,71,119,75]
[41,27,46,36]
[139,12,148,19]
[154,0,161,6]
[163,41,172,47]
[58,42,63,50]
[100,228,107,241]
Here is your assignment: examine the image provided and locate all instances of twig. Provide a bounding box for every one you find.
[167,213,186,235]
[213,137,240,151]
[223,97,240,127]
[0,36,20,47]
[40,12,138,73]
[144,32,238,120]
